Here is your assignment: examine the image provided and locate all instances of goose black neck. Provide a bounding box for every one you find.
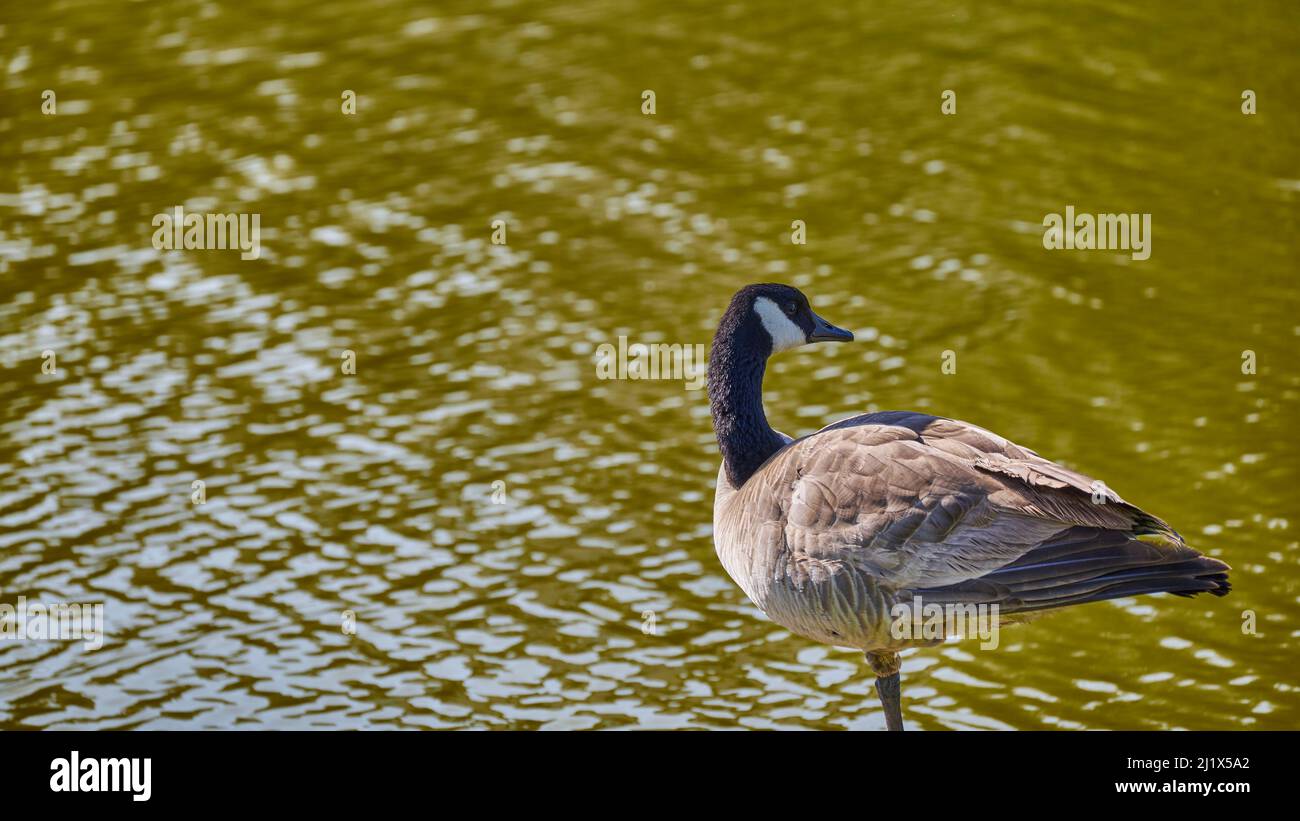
[707,312,786,489]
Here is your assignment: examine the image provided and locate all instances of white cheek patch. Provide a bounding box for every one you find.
[754,296,807,353]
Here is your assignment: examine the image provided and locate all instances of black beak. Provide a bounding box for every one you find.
[809,312,854,343]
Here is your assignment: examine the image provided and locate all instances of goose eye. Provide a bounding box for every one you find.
[784,302,798,317]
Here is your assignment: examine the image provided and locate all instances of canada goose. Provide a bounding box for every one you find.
[707,283,1231,730]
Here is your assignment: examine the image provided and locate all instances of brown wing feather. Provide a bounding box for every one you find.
[747,411,1214,591]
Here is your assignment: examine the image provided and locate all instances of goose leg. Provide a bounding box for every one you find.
[866,651,904,731]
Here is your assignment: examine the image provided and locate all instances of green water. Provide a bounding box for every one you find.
[1,0,1296,729]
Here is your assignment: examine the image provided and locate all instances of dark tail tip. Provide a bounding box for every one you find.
[1167,555,1231,598]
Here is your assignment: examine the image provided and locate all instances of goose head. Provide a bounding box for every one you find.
[707,283,853,489]
[715,283,854,360]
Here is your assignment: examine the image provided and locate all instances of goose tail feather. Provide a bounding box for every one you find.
[911,526,1231,615]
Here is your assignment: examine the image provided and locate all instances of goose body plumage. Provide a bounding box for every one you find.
[713,410,1229,653]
